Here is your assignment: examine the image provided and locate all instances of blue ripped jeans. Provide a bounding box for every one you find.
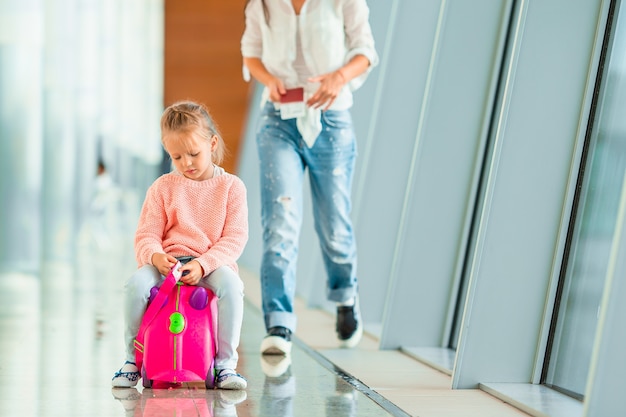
[256,103,358,333]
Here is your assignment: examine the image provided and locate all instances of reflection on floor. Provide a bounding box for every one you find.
[0,210,531,417]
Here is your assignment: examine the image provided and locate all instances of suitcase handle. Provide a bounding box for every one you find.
[134,261,183,371]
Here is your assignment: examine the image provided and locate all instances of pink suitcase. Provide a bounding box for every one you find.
[134,261,218,388]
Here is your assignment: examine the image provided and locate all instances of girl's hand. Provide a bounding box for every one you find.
[307,70,347,110]
[179,260,204,285]
[151,253,178,276]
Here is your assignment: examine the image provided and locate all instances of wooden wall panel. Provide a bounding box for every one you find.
[164,0,251,173]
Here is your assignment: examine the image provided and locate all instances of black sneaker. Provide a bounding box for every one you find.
[336,298,363,348]
[260,326,292,355]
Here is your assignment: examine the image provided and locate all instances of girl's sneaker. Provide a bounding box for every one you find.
[215,369,247,390]
[112,361,141,387]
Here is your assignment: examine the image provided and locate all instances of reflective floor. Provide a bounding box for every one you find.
[0,203,532,417]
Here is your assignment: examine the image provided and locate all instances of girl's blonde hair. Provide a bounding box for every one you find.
[160,100,226,165]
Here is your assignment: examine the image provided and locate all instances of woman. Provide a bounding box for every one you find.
[241,0,379,356]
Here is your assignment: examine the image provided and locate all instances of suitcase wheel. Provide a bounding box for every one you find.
[141,366,152,388]
[205,361,216,389]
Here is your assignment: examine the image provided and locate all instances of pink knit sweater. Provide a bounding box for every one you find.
[134,171,248,275]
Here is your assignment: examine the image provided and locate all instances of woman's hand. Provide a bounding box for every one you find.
[266,75,287,102]
[151,252,178,276]
[243,57,286,102]
[179,260,204,285]
[307,70,347,110]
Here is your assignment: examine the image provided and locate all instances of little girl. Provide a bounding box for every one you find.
[111,100,249,390]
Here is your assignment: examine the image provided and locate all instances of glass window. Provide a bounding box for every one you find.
[544,1,626,398]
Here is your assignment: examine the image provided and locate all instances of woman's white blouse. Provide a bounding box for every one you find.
[241,0,379,146]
